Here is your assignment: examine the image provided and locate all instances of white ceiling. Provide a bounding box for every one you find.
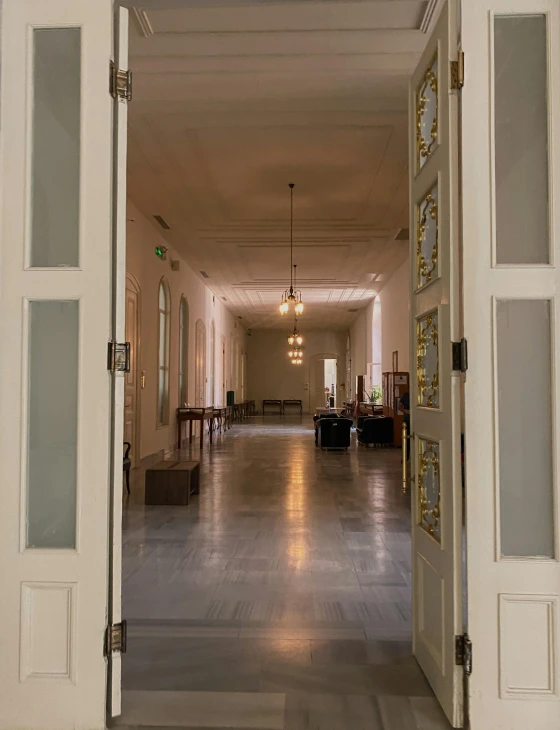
[125,0,438,329]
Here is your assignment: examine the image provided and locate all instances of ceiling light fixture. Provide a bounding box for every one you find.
[287,318,303,346]
[279,184,304,316]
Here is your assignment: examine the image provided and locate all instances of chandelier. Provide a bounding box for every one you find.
[279,183,304,316]
[288,345,303,365]
[287,318,303,346]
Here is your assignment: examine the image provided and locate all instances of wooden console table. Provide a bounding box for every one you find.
[263,399,283,415]
[283,399,303,415]
[177,407,215,450]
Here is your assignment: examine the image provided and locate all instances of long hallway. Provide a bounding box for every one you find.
[119,419,450,729]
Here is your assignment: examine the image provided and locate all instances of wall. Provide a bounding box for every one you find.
[126,202,246,459]
[378,258,410,374]
[247,329,346,413]
[347,257,410,398]
[349,300,373,399]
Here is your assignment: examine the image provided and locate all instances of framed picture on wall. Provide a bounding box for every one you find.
[392,350,398,373]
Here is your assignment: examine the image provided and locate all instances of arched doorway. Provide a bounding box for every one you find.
[125,272,141,466]
[309,352,338,413]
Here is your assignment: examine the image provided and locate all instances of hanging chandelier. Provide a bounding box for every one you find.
[287,318,303,346]
[288,334,304,364]
[279,183,304,316]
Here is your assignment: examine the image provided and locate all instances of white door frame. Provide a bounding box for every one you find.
[462,1,560,727]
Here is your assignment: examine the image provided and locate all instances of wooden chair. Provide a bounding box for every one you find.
[123,442,131,494]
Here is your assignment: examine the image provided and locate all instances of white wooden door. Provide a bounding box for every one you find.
[222,336,227,406]
[125,279,140,466]
[408,2,464,726]
[462,2,560,727]
[195,319,206,406]
[0,0,117,728]
[107,5,130,720]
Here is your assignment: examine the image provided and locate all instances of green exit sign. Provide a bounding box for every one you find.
[155,246,167,260]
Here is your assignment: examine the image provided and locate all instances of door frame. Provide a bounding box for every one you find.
[308,352,338,413]
[125,271,141,467]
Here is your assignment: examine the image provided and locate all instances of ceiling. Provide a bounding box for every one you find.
[124,0,439,329]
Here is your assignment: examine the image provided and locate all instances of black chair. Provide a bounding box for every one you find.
[314,412,340,445]
[123,442,131,494]
[316,417,352,450]
[357,416,393,447]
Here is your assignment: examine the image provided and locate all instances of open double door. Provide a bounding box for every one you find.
[0,1,558,729]
[409,1,560,728]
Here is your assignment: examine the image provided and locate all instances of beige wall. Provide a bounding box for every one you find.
[349,300,374,399]
[126,202,246,459]
[247,329,346,413]
[378,258,410,374]
[348,257,410,397]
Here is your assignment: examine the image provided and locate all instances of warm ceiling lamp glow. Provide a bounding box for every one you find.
[288,335,294,345]
[288,351,293,358]
[279,184,304,316]
[296,335,303,345]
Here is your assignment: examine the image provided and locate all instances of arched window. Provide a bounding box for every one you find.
[179,296,189,406]
[157,278,171,426]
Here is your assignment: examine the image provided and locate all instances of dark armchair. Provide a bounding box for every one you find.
[316,417,352,450]
[357,416,393,447]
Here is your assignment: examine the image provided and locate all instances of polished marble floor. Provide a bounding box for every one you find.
[118,418,451,730]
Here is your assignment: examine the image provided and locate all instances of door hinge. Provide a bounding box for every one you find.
[452,338,468,373]
[107,341,131,373]
[110,61,132,101]
[104,620,127,656]
[450,51,464,90]
[455,633,472,675]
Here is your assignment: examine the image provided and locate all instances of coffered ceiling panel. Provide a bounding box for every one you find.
[126,0,438,329]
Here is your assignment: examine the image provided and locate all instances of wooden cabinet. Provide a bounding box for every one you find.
[382,371,409,446]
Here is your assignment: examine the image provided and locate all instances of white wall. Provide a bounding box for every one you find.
[378,258,410,373]
[349,300,374,399]
[126,202,246,459]
[347,257,410,397]
[247,329,346,413]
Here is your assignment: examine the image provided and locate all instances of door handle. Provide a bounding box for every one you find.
[402,422,413,495]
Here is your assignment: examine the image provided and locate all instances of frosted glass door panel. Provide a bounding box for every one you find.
[496,300,554,558]
[27,301,79,549]
[494,15,549,265]
[30,29,81,268]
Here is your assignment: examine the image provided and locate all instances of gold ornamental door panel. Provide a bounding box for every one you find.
[416,310,440,409]
[415,52,438,173]
[416,181,439,291]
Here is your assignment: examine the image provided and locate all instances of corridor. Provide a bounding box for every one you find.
[119,419,450,729]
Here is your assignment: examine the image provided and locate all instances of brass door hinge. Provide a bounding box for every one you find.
[107,341,131,373]
[110,61,132,101]
[450,51,464,90]
[455,633,472,675]
[104,621,127,656]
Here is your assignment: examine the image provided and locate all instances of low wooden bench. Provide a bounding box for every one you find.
[263,399,283,415]
[283,399,303,415]
[145,460,200,506]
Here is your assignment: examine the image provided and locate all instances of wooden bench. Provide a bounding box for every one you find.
[145,460,200,506]
[283,399,303,415]
[263,399,283,415]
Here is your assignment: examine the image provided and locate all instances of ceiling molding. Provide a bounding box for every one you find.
[132,8,154,38]
[420,0,445,34]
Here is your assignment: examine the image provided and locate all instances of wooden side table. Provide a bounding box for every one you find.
[145,460,200,505]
